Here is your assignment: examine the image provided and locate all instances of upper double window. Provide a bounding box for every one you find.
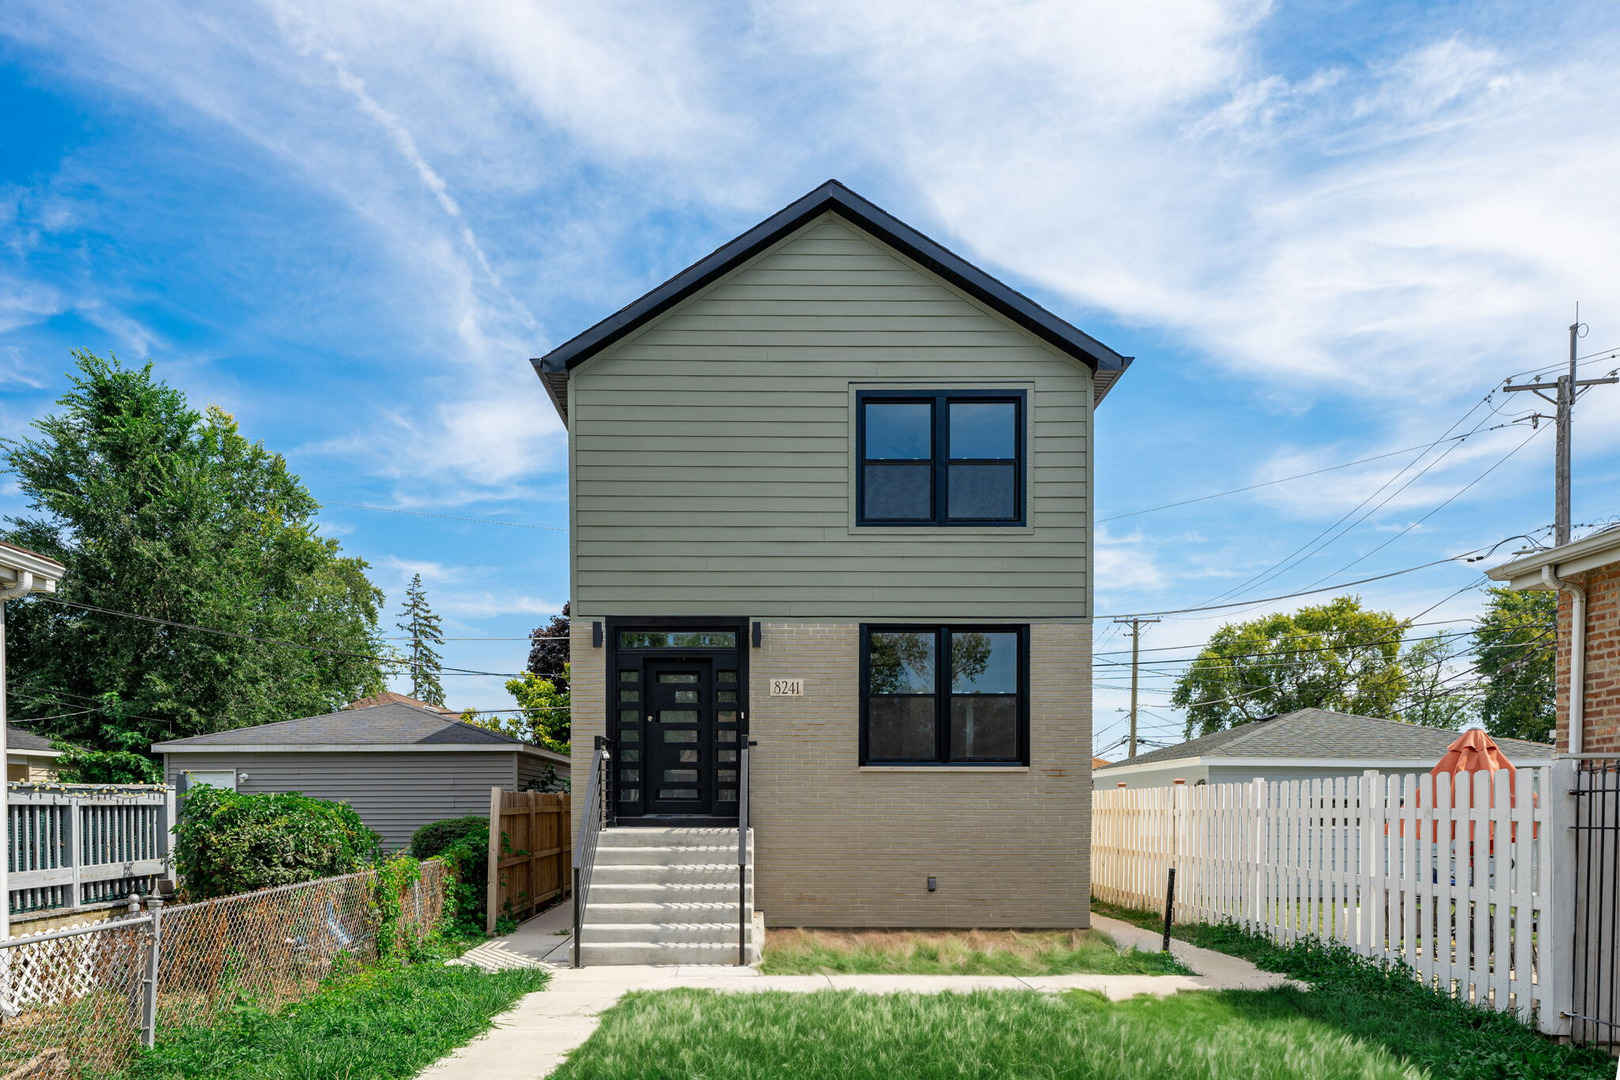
[856,391,1025,526]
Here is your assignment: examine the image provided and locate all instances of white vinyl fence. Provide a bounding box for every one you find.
[8,783,174,916]
[1093,763,1575,1034]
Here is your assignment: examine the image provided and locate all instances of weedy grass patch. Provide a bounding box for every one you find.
[119,956,547,1080]
[760,927,1193,977]
[1091,898,1614,1080]
[551,987,1429,1080]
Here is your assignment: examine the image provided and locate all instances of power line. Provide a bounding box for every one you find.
[1096,435,1480,524]
[1293,426,1547,592]
[1197,397,1499,609]
[1096,553,1474,620]
[34,597,528,679]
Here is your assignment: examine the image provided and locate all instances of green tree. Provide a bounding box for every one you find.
[526,603,569,691]
[1475,586,1556,742]
[1399,630,1475,731]
[396,573,445,706]
[1171,596,1409,737]
[2,352,386,780]
[467,663,571,755]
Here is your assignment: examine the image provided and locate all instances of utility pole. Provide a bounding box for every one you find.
[1113,616,1160,758]
[1504,319,1619,546]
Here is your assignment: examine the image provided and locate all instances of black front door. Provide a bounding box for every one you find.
[645,659,714,816]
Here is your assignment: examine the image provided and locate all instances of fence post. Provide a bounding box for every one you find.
[485,787,502,935]
[1162,868,1176,952]
[1540,758,1578,1037]
[141,895,163,1047]
[66,799,82,911]
[1249,778,1266,934]
[1360,769,1381,955]
[160,786,177,879]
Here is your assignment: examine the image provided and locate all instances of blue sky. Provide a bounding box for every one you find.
[5,1,1620,755]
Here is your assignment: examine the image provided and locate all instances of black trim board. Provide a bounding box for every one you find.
[530,180,1132,424]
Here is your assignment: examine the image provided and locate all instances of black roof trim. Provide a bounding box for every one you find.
[531,180,1131,423]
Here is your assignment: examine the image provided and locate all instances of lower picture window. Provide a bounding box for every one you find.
[862,625,1026,764]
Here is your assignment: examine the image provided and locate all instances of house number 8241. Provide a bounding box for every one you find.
[770,679,804,697]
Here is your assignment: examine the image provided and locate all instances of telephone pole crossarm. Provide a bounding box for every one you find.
[1503,322,1620,546]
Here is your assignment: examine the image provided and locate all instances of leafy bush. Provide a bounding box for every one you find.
[174,786,382,900]
[409,815,486,861]
[411,815,491,936]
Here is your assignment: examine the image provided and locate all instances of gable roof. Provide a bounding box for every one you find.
[151,700,551,756]
[7,725,62,757]
[344,690,460,717]
[532,179,1132,424]
[1101,708,1554,770]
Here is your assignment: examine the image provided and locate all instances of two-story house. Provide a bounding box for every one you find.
[533,181,1131,964]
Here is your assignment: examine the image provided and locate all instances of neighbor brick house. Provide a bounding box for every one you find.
[531,180,1131,962]
[1488,524,1620,755]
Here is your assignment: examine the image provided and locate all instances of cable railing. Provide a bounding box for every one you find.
[571,736,613,968]
[738,741,751,965]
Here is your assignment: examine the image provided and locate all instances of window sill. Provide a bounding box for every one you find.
[848,525,1036,537]
[858,765,1030,773]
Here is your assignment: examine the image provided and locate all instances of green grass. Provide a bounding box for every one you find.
[550,987,1431,1080]
[1091,898,1614,1080]
[118,959,548,1080]
[760,927,1193,976]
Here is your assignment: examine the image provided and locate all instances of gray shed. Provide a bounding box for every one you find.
[153,699,569,848]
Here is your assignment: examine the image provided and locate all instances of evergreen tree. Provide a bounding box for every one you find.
[3,352,385,781]
[396,573,445,705]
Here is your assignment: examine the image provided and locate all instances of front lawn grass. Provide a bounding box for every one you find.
[1091,898,1614,1080]
[119,959,548,1080]
[761,927,1193,976]
[550,987,1428,1080]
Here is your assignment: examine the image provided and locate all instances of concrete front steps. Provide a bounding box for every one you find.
[579,826,758,966]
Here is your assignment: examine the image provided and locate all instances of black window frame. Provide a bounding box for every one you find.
[859,624,1029,766]
[855,390,1027,526]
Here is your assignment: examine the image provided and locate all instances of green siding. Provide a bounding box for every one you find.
[569,213,1094,620]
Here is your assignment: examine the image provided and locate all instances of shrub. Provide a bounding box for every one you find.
[409,815,486,861]
[174,785,382,900]
[412,815,491,937]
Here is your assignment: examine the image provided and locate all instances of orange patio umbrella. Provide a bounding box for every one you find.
[1428,727,1524,847]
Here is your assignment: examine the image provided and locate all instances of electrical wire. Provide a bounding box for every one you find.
[1096,435,1480,524]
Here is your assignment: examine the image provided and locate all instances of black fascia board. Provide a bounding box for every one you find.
[530,179,1131,384]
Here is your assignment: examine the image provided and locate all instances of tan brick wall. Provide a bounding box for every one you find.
[749,622,1091,928]
[1558,562,1620,755]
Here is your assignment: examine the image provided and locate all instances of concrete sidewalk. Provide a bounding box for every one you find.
[420,914,1295,1080]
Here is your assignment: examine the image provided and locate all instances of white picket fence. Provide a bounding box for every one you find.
[1093,764,1573,1032]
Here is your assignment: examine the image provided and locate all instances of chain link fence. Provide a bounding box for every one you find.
[0,859,450,1079]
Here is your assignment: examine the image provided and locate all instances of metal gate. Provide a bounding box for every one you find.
[1571,758,1619,1046]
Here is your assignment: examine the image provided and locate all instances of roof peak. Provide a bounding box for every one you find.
[531,179,1131,424]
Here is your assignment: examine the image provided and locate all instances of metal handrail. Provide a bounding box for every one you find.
[571,736,614,968]
[738,742,751,965]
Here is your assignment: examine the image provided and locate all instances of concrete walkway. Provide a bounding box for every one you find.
[421,913,1295,1080]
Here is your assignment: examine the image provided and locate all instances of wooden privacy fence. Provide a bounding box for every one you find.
[486,789,571,933]
[1093,765,1571,1033]
[9,783,175,915]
